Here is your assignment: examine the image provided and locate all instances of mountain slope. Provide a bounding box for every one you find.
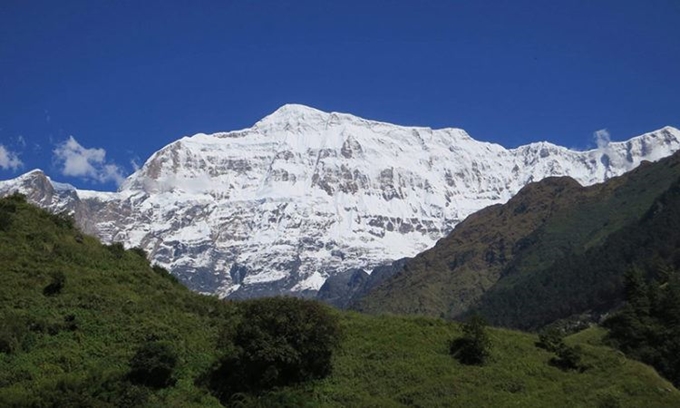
[1,195,679,407]
[0,194,232,407]
[2,105,679,297]
[353,151,680,324]
[471,164,680,329]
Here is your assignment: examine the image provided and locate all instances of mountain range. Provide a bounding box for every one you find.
[351,149,680,328]
[1,104,679,297]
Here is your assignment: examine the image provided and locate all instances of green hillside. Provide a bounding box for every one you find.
[302,316,680,408]
[471,172,680,329]
[0,193,234,407]
[353,152,680,327]
[1,194,679,407]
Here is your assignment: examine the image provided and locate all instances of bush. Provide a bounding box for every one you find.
[43,271,66,296]
[152,265,179,284]
[550,344,586,372]
[536,327,565,352]
[107,242,126,259]
[0,315,28,354]
[0,210,12,232]
[450,315,492,365]
[205,297,342,401]
[49,211,75,230]
[130,247,147,259]
[127,341,178,388]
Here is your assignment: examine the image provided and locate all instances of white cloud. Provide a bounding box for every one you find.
[0,145,23,171]
[130,157,141,172]
[594,128,611,149]
[53,136,126,185]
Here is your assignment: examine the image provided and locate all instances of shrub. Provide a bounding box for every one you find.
[450,315,492,365]
[536,327,565,352]
[0,210,12,232]
[550,344,586,371]
[43,271,66,296]
[130,247,147,259]
[0,195,18,231]
[49,211,75,230]
[152,265,179,284]
[107,242,126,259]
[127,341,178,388]
[0,315,28,354]
[205,297,342,401]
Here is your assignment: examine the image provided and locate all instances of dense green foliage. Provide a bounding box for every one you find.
[536,327,565,352]
[128,340,178,388]
[537,329,588,372]
[0,193,234,407]
[1,194,679,407]
[449,315,492,365]
[604,269,680,386]
[42,270,66,296]
[550,344,586,372]
[204,297,342,403]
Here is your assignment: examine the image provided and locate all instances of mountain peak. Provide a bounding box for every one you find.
[21,168,47,178]
[253,104,331,129]
[273,103,327,116]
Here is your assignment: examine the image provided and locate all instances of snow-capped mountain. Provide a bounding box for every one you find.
[2,104,679,298]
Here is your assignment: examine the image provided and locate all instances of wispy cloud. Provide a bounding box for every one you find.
[594,128,611,149]
[0,145,23,171]
[53,136,126,185]
[130,156,142,172]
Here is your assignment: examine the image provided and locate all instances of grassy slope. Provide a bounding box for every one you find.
[272,313,680,408]
[0,195,231,407]
[1,195,679,407]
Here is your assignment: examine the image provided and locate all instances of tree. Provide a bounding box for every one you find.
[550,344,586,371]
[205,297,342,401]
[43,271,66,296]
[128,341,177,388]
[0,194,20,232]
[605,268,680,385]
[624,268,649,313]
[450,314,492,365]
[536,327,565,352]
[0,314,28,354]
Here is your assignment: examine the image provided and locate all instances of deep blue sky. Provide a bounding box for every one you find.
[1,0,679,190]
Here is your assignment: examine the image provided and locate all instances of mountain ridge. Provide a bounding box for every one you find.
[1,104,679,297]
[352,150,680,327]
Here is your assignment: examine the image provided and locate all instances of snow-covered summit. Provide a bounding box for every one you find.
[2,105,679,298]
[254,103,330,128]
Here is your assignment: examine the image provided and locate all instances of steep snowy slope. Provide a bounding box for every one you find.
[2,104,679,297]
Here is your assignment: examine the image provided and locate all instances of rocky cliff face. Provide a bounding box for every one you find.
[2,104,679,297]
